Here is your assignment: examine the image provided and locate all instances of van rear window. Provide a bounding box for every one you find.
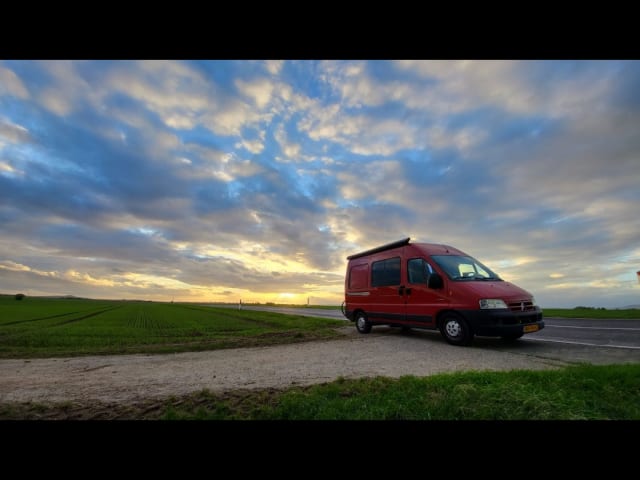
[371,257,401,287]
[349,264,369,290]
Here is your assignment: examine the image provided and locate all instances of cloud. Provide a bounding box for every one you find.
[0,118,31,146]
[0,65,29,99]
[0,260,42,273]
[298,104,421,156]
[0,161,23,176]
[24,60,266,138]
[264,60,284,75]
[395,60,628,121]
[295,61,492,156]
[104,61,211,125]
[395,60,539,113]
[274,123,302,160]
[236,138,265,154]
[33,61,100,117]
[235,77,276,109]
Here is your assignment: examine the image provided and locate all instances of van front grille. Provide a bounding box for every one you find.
[507,301,536,313]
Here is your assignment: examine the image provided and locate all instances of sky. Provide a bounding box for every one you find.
[0,60,639,308]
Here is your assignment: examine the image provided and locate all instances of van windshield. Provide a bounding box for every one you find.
[431,255,502,281]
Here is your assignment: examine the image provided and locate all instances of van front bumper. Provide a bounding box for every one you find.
[459,308,544,337]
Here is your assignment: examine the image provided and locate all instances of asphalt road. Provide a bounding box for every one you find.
[234,305,640,365]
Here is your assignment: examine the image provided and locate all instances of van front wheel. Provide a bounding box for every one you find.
[355,312,372,334]
[440,313,473,346]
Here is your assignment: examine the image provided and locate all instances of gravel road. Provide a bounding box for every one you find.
[0,327,569,405]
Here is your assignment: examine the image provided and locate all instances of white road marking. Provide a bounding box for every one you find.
[544,324,640,332]
[545,324,640,331]
[525,337,640,350]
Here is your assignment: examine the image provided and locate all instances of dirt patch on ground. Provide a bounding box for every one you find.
[0,388,285,420]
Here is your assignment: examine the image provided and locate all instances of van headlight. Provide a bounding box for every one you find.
[531,297,538,306]
[479,299,508,309]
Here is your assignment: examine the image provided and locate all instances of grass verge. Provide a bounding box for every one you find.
[543,308,640,319]
[3,364,639,420]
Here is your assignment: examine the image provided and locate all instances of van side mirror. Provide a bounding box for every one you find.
[427,272,443,289]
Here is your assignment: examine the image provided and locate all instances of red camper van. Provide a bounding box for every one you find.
[342,238,544,346]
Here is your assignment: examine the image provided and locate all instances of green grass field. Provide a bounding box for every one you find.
[0,297,345,358]
[543,308,640,319]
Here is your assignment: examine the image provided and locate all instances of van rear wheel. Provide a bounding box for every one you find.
[440,313,473,346]
[355,312,372,334]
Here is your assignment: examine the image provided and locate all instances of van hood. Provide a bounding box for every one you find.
[454,280,533,301]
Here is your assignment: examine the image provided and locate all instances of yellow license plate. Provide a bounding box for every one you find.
[523,324,539,333]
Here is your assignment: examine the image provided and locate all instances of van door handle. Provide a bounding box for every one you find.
[405,287,412,295]
[398,285,405,296]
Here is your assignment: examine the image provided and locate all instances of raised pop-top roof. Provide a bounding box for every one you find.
[346,238,411,260]
[346,238,465,260]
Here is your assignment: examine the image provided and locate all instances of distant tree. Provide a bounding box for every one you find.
[15,293,25,301]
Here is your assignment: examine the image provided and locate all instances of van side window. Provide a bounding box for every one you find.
[408,259,434,284]
[408,258,428,284]
[371,257,401,287]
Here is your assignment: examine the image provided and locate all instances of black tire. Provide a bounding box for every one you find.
[439,313,474,346]
[501,333,524,342]
[401,326,411,333]
[355,311,372,334]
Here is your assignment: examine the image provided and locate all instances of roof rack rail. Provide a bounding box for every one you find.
[347,237,411,260]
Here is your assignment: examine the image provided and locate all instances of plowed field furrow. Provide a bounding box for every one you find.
[52,307,122,327]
